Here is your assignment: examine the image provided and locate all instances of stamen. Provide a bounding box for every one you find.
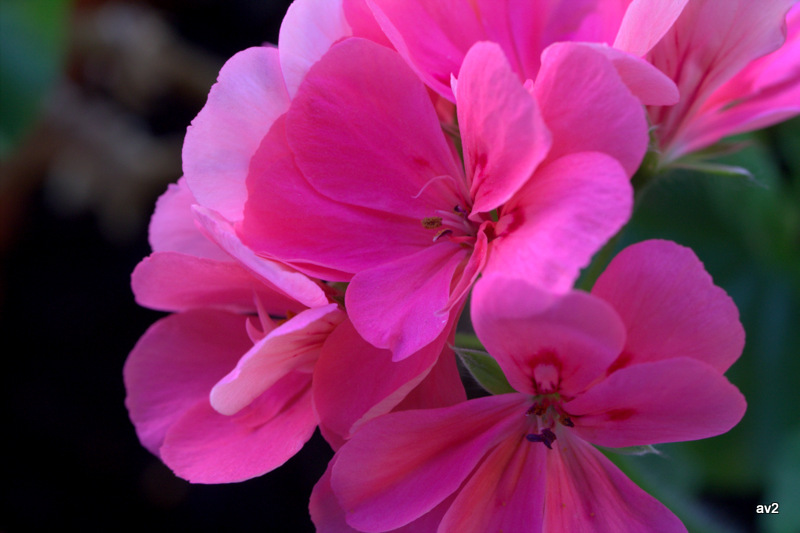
[526,428,557,449]
[432,229,453,242]
[560,415,574,427]
[422,216,443,229]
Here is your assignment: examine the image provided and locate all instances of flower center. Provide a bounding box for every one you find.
[420,204,478,244]
[524,360,574,449]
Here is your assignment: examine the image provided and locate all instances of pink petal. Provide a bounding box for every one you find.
[194,206,330,308]
[647,0,797,156]
[346,242,469,360]
[565,357,747,448]
[210,304,344,416]
[455,42,551,216]
[342,0,392,46]
[472,276,626,396]
[131,252,299,314]
[484,152,632,294]
[439,435,546,533]
[331,394,526,532]
[535,42,650,176]
[183,46,289,221]
[591,240,744,373]
[613,0,690,57]
[392,342,467,413]
[240,116,427,280]
[279,0,352,97]
[286,38,462,216]
[161,371,317,483]
[545,429,687,532]
[313,318,443,449]
[148,178,229,261]
[123,310,252,456]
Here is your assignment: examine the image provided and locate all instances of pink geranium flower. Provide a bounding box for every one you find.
[324,240,746,532]
[238,36,674,359]
[358,0,799,163]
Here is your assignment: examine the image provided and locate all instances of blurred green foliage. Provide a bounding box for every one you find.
[605,117,800,533]
[0,0,71,159]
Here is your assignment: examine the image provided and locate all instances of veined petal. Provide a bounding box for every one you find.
[545,429,687,532]
[484,152,632,294]
[286,38,461,215]
[331,394,526,532]
[183,47,289,221]
[124,310,252,456]
[439,434,546,533]
[565,357,746,448]
[613,0,690,57]
[210,304,344,416]
[456,42,551,217]
[346,242,469,360]
[472,276,626,396]
[535,42,650,176]
[279,0,352,98]
[592,240,744,373]
[161,371,317,483]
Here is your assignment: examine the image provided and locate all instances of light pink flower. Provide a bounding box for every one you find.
[325,240,746,532]
[125,179,464,482]
[238,36,670,359]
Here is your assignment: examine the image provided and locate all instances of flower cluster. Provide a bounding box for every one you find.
[124,0,799,530]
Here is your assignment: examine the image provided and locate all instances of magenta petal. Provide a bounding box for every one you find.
[131,252,298,314]
[286,38,461,215]
[472,276,626,396]
[439,435,546,533]
[565,357,746,448]
[148,178,229,261]
[124,310,252,456]
[279,0,352,97]
[535,42,649,176]
[484,152,632,294]
[613,0,690,57]
[456,42,551,216]
[314,319,444,449]
[545,429,687,532]
[592,240,744,373]
[392,342,467,413]
[331,394,525,532]
[210,304,344,416]
[183,46,289,221]
[346,242,468,360]
[161,371,317,483]
[193,206,329,308]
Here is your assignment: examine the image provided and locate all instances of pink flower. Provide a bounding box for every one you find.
[238,36,672,359]
[324,240,746,532]
[645,0,800,162]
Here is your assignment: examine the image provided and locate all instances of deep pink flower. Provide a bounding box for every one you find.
[238,36,672,359]
[325,240,746,532]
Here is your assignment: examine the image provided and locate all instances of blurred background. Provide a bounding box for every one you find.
[1,1,798,531]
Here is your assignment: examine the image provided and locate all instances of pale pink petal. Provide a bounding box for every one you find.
[545,429,687,532]
[286,38,462,215]
[313,318,444,449]
[565,357,746,447]
[455,42,551,216]
[591,240,744,373]
[210,304,344,416]
[161,371,317,483]
[123,310,252,455]
[613,0,690,56]
[346,242,469,361]
[183,47,289,221]
[331,394,526,532]
[484,152,632,294]
[240,116,427,280]
[279,0,352,97]
[366,0,485,99]
[148,178,229,261]
[648,0,797,155]
[535,42,650,176]
[131,252,299,315]
[194,206,329,308]
[439,435,546,533]
[472,276,625,396]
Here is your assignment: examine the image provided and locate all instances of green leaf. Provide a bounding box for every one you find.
[453,346,515,395]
